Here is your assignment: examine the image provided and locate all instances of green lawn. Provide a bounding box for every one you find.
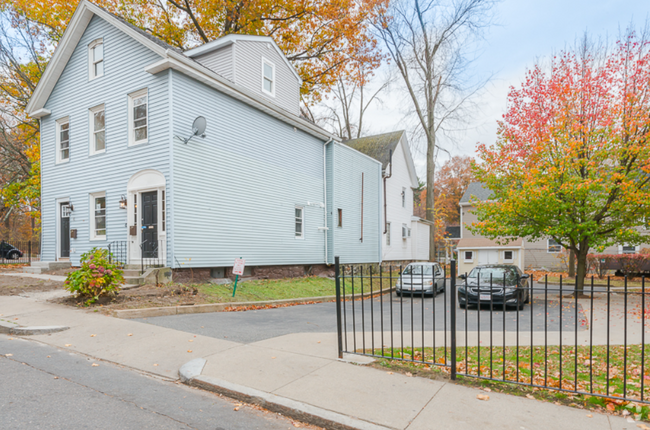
[540,276,647,289]
[370,344,650,401]
[193,274,391,303]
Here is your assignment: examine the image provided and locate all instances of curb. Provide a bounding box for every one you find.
[179,360,391,430]
[0,320,69,336]
[113,287,396,319]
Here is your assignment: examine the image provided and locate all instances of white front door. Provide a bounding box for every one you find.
[478,250,498,265]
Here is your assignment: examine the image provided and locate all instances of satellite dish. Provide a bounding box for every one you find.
[192,116,207,137]
[176,116,207,144]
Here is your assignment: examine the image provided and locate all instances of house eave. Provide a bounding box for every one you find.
[146,54,336,142]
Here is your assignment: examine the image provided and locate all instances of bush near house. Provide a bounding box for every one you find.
[588,253,650,280]
[64,248,124,305]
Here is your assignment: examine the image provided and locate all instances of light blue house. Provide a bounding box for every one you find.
[25,0,382,277]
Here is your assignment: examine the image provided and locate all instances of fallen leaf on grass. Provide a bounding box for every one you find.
[606,403,616,411]
[526,394,535,400]
[405,372,413,377]
[292,422,301,428]
[477,394,490,401]
[91,363,99,367]
[483,388,492,392]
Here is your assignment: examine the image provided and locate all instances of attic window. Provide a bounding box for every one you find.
[89,39,104,79]
[262,58,275,96]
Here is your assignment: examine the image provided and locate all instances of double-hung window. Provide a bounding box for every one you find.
[547,238,562,253]
[89,104,105,154]
[262,58,275,96]
[89,39,104,79]
[622,245,637,254]
[91,192,106,240]
[128,89,148,145]
[295,206,304,238]
[56,117,70,163]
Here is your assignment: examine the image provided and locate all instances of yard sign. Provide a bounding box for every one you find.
[232,258,245,297]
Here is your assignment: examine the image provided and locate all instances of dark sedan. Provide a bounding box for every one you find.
[0,241,24,260]
[457,264,530,310]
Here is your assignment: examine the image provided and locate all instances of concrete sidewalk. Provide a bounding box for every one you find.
[0,294,636,430]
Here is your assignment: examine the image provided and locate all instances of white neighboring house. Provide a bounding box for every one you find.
[346,131,430,262]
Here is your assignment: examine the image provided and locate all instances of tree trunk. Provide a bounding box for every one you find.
[575,247,589,294]
[568,250,575,277]
[426,134,436,261]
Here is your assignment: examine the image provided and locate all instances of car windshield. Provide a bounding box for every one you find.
[467,267,518,284]
[402,265,433,276]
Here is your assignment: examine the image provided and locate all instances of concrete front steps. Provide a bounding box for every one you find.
[123,265,172,288]
[23,261,71,274]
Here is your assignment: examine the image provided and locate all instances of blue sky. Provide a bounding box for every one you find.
[364,0,650,175]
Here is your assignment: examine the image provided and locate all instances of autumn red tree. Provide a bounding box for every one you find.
[471,32,650,292]
[414,155,475,226]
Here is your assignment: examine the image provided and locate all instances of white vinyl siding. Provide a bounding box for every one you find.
[56,117,70,163]
[89,104,105,154]
[39,15,170,264]
[128,88,148,145]
[89,39,104,79]
[90,192,106,240]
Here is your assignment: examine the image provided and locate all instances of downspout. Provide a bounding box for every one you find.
[383,150,393,234]
[323,137,333,264]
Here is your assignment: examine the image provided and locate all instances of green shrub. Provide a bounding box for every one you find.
[65,248,125,305]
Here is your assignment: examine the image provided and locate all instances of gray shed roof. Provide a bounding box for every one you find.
[345,131,405,170]
[460,182,492,203]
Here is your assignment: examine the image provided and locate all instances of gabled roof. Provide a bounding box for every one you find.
[25,1,334,141]
[460,182,492,204]
[345,130,419,187]
[184,34,302,84]
[345,131,404,170]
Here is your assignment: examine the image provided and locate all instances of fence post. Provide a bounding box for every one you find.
[450,259,457,380]
[28,241,32,265]
[335,256,343,359]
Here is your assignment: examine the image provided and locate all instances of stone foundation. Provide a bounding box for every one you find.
[172,268,211,284]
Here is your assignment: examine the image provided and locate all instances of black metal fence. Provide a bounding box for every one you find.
[106,239,166,274]
[335,257,650,404]
[0,240,40,265]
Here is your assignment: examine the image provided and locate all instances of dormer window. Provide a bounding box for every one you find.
[89,39,104,79]
[262,58,275,96]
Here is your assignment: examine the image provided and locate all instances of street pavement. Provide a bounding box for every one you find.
[0,293,638,430]
[0,335,312,430]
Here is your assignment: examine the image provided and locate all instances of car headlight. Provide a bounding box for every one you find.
[425,280,434,286]
[505,287,516,294]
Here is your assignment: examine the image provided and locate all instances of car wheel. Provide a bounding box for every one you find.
[8,251,19,260]
[396,291,402,297]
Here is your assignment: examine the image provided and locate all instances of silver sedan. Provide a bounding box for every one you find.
[396,262,446,296]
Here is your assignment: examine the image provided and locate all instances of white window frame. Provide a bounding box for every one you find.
[547,238,562,253]
[89,104,105,155]
[503,250,515,263]
[261,57,275,97]
[386,222,391,246]
[90,192,107,241]
[620,244,638,254]
[295,206,304,239]
[463,251,474,263]
[402,224,409,239]
[56,117,70,164]
[128,88,148,146]
[88,39,104,80]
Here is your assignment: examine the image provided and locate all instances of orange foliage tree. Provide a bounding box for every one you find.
[4,0,388,103]
[471,32,650,292]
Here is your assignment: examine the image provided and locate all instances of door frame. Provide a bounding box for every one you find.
[126,169,167,266]
[55,197,70,261]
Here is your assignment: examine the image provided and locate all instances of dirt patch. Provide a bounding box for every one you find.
[51,283,210,311]
[0,274,65,295]
[42,267,76,276]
